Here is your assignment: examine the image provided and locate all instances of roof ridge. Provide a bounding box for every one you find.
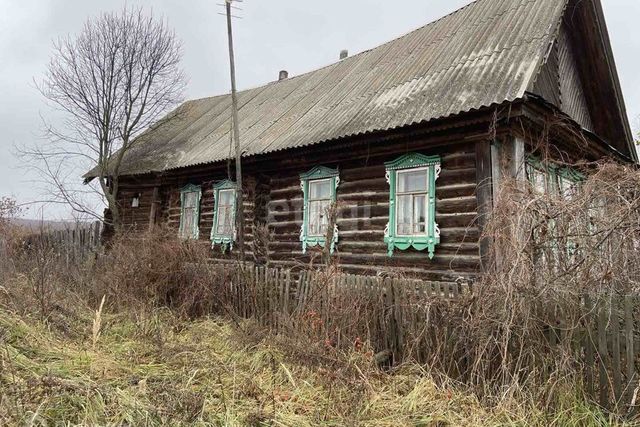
[327,34,558,112]
[89,0,577,177]
[233,0,559,132]
[185,0,489,103]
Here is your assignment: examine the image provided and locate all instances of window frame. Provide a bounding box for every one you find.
[211,179,237,248]
[300,166,339,254]
[525,156,586,266]
[384,153,441,259]
[179,184,202,240]
[394,166,430,237]
[307,178,334,238]
[525,156,584,198]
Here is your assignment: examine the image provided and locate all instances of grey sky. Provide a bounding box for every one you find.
[1,0,639,219]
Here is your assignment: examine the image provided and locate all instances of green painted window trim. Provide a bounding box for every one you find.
[384,153,441,259]
[179,183,202,240]
[525,156,584,195]
[210,179,237,249]
[525,156,586,262]
[300,166,340,254]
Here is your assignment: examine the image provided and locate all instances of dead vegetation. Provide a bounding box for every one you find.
[1,162,639,424]
[0,293,619,426]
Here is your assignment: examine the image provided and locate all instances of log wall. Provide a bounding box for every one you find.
[264,140,480,282]
[115,124,487,283]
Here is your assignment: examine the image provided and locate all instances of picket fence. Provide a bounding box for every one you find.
[210,264,639,414]
[23,222,103,265]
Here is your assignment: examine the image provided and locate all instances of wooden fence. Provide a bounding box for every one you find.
[209,264,639,414]
[23,222,103,265]
[581,296,639,412]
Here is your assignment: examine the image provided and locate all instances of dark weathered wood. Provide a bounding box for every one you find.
[148,186,160,231]
[598,302,609,408]
[475,140,492,271]
[611,302,622,404]
[584,295,595,397]
[116,126,484,283]
[624,296,636,409]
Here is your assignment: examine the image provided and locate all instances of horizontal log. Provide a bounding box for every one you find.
[436,196,477,214]
[267,259,478,282]
[266,217,479,236]
[267,148,476,189]
[269,239,479,257]
[268,251,479,270]
[271,226,478,244]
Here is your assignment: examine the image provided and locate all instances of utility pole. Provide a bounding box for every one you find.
[225,0,245,261]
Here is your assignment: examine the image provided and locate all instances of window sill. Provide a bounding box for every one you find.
[211,235,235,248]
[384,235,439,259]
[300,234,338,254]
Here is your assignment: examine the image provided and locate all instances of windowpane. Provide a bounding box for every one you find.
[398,169,427,193]
[309,180,331,200]
[215,189,235,236]
[219,189,234,206]
[182,207,194,236]
[531,169,546,194]
[309,200,330,236]
[184,192,198,208]
[559,176,576,200]
[216,206,233,235]
[413,195,426,233]
[396,195,412,235]
[395,169,429,236]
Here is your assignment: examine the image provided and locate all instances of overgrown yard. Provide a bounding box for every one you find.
[0,306,619,426]
[2,162,640,425]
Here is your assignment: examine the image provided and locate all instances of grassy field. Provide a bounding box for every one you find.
[0,304,621,427]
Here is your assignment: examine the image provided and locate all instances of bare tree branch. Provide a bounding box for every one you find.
[20,7,186,230]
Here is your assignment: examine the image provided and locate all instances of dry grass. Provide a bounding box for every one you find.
[1,161,639,424]
[0,305,621,426]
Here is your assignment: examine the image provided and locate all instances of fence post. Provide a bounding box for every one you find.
[612,301,622,406]
[624,295,636,412]
[598,301,610,409]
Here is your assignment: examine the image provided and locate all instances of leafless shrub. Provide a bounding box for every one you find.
[212,161,640,408]
[91,229,232,318]
[442,161,640,401]
[0,197,19,228]
[1,229,86,325]
[0,198,21,277]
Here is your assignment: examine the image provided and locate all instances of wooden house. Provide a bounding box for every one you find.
[88,0,637,284]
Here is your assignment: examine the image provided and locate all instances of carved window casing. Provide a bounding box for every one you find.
[384,153,441,258]
[211,180,237,249]
[299,166,340,254]
[179,184,202,240]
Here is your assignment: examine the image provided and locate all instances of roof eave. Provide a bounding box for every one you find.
[523,92,635,163]
[590,0,637,163]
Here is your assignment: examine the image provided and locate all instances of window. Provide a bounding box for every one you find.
[525,157,583,198]
[384,153,441,258]
[300,166,339,254]
[396,168,429,236]
[211,180,237,248]
[525,157,585,268]
[528,164,548,194]
[179,184,201,239]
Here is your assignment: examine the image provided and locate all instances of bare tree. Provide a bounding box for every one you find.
[24,7,186,231]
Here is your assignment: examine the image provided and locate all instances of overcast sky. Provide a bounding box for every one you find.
[1,0,639,219]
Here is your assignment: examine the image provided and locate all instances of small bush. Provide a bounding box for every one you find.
[91,229,230,318]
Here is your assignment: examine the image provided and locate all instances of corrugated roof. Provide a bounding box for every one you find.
[111,0,568,176]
